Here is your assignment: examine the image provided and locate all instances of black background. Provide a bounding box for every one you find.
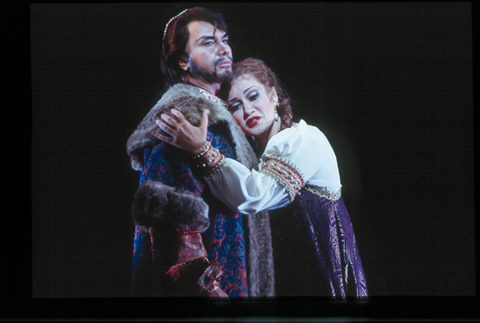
[10,1,477,320]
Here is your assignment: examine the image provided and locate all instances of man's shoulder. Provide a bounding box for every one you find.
[157,83,231,125]
[160,83,201,102]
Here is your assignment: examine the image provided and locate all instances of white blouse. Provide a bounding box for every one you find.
[204,120,342,215]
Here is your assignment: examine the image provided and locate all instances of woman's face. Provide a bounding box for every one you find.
[227,74,278,139]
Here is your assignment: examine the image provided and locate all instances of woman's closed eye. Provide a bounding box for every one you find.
[228,102,241,112]
[247,91,259,101]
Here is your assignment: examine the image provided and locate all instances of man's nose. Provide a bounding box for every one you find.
[218,41,231,56]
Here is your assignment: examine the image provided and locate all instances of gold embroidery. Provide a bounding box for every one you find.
[304,185,342,201]
[194,86,228,108]
[259,155,305,202]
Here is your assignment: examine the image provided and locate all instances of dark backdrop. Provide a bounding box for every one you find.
[26,1,474,316]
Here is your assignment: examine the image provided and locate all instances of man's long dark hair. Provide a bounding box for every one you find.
[160,7,228,87]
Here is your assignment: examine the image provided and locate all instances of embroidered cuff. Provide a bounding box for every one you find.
[304,185,342,201]
[191,141,226,176]
[192,140,211,156]
[259,156,305,202]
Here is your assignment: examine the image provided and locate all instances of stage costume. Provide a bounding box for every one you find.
[126,83,274,297]
[196,120,368,297]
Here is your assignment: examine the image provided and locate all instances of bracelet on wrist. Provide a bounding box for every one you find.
[192,141,210,158]
[191,141,225,175]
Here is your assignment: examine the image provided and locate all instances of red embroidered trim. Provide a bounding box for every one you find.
[191,141,225,175]
[260,157,305,202]
[166,228,209,282]
[194,86,229,108]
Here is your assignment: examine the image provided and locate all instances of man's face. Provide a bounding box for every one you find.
[181,20,233,84]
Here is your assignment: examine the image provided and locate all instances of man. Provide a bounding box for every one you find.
[126,7,274,297]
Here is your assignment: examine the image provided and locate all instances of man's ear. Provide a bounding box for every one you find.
[178,55,189,71]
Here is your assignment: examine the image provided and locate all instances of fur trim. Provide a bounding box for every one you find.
[131,180,209,232]
[127,83,275,296]
[126,83,258,171]
[247,210,275,296]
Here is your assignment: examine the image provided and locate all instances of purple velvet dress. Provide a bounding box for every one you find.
[270,188,368,297]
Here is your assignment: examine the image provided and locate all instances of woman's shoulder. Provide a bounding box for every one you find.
[264,119,327,158]
[279,119,326,142]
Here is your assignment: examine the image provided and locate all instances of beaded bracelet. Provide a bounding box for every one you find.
[192,141,211,158]
[191,141,225,176]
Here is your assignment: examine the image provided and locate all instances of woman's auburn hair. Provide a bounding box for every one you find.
[232,58,293,130]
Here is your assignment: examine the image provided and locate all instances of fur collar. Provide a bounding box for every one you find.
[127,83,274,296]
[126,83,258,171]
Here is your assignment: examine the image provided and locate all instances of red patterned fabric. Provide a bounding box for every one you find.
[166,228,209,282]
[130,91,249,297]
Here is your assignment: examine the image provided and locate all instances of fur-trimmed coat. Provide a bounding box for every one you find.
[127,83,274,297]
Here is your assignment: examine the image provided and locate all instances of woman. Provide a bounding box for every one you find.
[153,58,368,297]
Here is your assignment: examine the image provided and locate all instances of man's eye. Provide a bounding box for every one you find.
[204,41,214,46]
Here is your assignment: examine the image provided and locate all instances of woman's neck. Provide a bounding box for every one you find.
[257,119,281,150]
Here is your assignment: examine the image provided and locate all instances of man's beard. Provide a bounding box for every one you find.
[189,56,234,84]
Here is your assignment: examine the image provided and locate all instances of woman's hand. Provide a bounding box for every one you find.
[152,109,209,154]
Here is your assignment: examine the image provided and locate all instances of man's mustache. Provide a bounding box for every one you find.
[214,56,233,68]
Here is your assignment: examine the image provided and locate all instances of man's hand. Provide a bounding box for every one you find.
[152,109,209,154]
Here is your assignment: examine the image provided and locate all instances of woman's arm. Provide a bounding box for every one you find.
[201,153,292,214]
[152,109,294,214]
[152,111,323,215]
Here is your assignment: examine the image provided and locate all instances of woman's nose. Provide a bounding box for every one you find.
[243,102,254,117]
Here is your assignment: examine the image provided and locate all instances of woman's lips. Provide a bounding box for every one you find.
[246,117,260,128]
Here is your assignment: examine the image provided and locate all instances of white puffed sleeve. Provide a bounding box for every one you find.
[204,158,291,215]
[203,120,341,215]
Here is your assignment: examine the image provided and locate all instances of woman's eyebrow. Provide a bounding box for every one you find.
[243,86,254,94]
[229,86,257,102]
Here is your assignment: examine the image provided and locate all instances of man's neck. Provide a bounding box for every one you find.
[184,75,221,96]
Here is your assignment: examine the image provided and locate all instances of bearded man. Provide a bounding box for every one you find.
[126,7,274,297]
